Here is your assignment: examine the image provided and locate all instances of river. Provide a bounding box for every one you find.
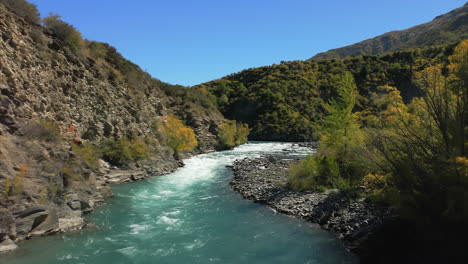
[2,142,358,264]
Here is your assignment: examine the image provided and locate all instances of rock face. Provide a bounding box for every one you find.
[230,156,396,251]
[0,4,225,253]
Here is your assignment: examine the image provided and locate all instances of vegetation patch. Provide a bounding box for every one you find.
[102,137,149,166]
[288,40,468,230]
[0,0,40,24]
[159,116,198,153]
[16,119,62,143]
[218,120,250,149]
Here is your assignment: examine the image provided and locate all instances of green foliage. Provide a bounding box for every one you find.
[315,72,363,159]
[0,0,40,24]
[198,44,455,141]
[159,116,198,152]
[72,142,100,169]
[102,137,149,166]
[2,178,11,197]
[43,14,83,54]
[85,40,108,59]
[364,40,468,227]
[288,73,366,191]
[218,120,250,148]
[288,155,345,190]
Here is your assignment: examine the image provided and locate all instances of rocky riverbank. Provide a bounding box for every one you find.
[229,156,396,252]
[0,157,183,254]
[0,2,225,254]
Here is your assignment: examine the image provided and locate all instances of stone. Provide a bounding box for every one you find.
[29,212,59,236]
[67,201,81,211]
[230,155,396,251]
[0,237,18,254]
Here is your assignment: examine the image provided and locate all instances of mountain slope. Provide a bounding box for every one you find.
[0,2,227,251]
[197,44,456,141]
[310,2,468,60]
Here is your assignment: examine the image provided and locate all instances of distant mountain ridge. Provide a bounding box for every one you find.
[309,2,468,60]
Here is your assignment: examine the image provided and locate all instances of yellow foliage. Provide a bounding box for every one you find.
[455,156,468,177]
[455,156,468,166]
[359,85,408,128]
[2,178,11,197]
[13,163,27,196]
[218,120,250,148]
[160,116,198,152]
[362,173,388,191]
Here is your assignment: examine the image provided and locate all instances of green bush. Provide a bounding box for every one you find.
[0,0,40,24]
[72,142,100,169]
[43,14,83,54]
[218,120,250,148]
[86,40,108,59]
[102,137,149,166]
[288,154,343,191]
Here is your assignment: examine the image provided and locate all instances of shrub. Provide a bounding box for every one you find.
[288,155,343,191]
[366,40,468,226]
[218,120,250,148]
[159,116,198,152]
[17,119,61,142]
[2,178,11,197]
[61,164,82,183]
[102,137,149,166]
[43,14,83,54]
[72,142,100,169]
[30,27,47,46]
[85,40,108,59]
[0,0,40,24]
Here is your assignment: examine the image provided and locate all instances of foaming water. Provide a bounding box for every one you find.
[1,142,357,264]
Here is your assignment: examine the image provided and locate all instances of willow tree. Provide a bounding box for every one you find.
[368,40,468,226]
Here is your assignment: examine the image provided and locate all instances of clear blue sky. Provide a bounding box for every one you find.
[29,0,466,86]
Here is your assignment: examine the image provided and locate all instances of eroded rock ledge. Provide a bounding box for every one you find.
[0,159,182,254]
[229,156,396,251]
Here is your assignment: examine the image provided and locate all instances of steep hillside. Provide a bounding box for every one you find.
[310,3,468,60]
[0,3,228,251]
[198,44,455,141]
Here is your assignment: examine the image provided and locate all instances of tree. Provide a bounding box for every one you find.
[288,72,365,190]
[160,116,198,152]
[218,120,249,148]
[316,72,362,159]
[367,40,468,226]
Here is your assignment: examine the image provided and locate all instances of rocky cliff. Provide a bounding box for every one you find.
[0,4,225,252]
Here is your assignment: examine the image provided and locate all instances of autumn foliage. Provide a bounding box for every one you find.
[288,40,468,229]
[218,120,250,148]
[160,116,198,152]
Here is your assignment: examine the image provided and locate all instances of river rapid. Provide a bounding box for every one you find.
[2,142,358,264]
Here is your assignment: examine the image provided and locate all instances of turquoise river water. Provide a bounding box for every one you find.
[2,142,358,264]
